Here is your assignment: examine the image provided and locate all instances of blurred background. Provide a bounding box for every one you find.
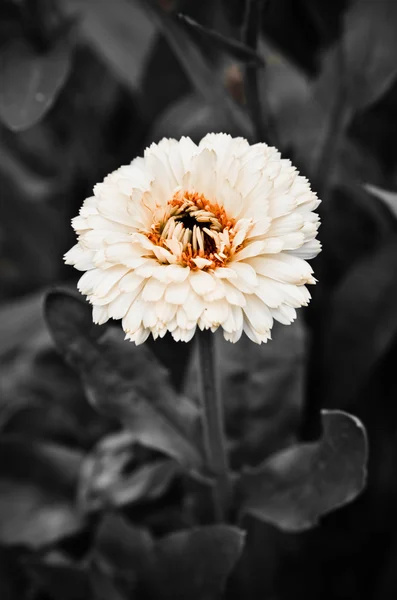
[1,0,397,598]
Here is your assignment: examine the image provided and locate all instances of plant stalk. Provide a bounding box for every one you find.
[242,0,269,142]
[197,329,231,522]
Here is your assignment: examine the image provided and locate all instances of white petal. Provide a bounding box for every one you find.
[192,257,213,269]
[154,300,177,323]
[152,265,190,283]
[171,326,196,343]
[288,239,321,259]
[127,327,150,345]
[164,280,190,304]
[176,308,196,330]
[223,280,246,306]
[228,261,258,288]
[78,269,103,295]
[189,148,217,201]
[234,240,267,262]
[142,278,166,302]
[118,272,145,293]
[142,304,157,328]
[223,328,243,343]
[189,270,216,296]
[184,290,205,322]
[268,194,297,218]
[122,299,145,334]
[247,254,315,285]
[92,305,109,325]
[108,292,136,320]
[271,305,297,325]
[214,267,238,280]
[203,299,229,326]
[247,218,271,239]
[243,294,273,334]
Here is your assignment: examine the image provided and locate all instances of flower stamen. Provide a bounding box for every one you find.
[146,190,237,270]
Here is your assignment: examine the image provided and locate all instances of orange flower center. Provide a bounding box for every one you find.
[147,190,236,270]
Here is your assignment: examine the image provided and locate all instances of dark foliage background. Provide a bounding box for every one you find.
[1,0,397,598]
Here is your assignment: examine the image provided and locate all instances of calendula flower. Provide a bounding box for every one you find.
[65,134,321,345]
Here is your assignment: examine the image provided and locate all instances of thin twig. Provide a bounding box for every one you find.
[241,0,268,142]
[178,13,265,67]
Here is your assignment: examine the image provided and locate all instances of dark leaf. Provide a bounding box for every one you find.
[45,290,205,469]
[79,431,180,512]
[141,0,251,137]
[0,546,29,600]
[89,563,128,600]
[0,36,71,131]
[26,559,91,600]
[79,0,156,91]
[143,525,245,600]
[178,13,264,66]
[0,437,84,547]
[321,238,397,407]
[342,0,397,112]
[240,410,368,532]
[94,513,153,576]
[93,514,244,600]
[149,93,237,143]
[364,184,397,221]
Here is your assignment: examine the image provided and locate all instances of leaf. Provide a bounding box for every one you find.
[79,0,156,91]
[364,184,397,221]
[93,513,244,600]
[79,431,180,512]
[143,525,245,600]
[89,563,128,600]
[342,0,397,112]
[0,437,84,547]
[320,238,397,408]
[149,93,237,143]
[141,0,252,137]
[240,410,368,532]
[0,36,71,131]
[268,0,397,187]
[45,290,205,470]
[178,14,264,66]
[94,513,153,575]
[26,559,91,600]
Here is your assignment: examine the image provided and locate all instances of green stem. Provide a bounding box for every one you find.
[197,330,231,522]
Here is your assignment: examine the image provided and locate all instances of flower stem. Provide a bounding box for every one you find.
[242,0,271,143]
[197,329,231,522]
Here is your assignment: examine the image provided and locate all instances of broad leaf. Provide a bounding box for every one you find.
[80,0,156,91]
[321,238,397,407]
[94,514,245,600]
[0,437,84,547]
[240,410,368,532]
[0,36,71,131]
[141,0,251,137]
[79,431,180,512]
[342,0,397,112]
[143,525,245,600]
[45,290,205,469]
[26,559,91,600]
[149,93,235,143]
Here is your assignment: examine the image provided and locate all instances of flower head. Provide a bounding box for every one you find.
[65,134,321,344]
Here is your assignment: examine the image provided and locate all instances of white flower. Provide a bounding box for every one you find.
[65,134,321,345]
